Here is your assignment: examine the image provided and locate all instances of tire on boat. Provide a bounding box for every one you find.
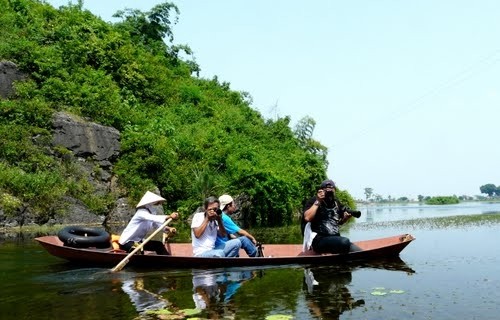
[58,226,111,249]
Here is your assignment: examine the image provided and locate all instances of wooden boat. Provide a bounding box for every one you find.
[35,233,415,268]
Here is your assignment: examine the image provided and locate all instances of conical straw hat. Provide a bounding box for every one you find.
[136,191,166,208]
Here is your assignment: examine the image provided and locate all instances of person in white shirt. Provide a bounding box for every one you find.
[191,196,241,257]
[119,191,179,255]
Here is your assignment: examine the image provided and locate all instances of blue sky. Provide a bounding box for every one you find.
[46,0,500,200]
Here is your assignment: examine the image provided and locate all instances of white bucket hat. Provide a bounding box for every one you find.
[136,191,166,208]
[219,194,234,209]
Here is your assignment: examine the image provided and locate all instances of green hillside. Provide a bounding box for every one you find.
[0,0,352,227]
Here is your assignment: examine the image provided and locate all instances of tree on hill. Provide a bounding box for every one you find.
[0,0,350,227]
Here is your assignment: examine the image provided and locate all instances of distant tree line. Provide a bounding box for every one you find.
[362,187,477,204]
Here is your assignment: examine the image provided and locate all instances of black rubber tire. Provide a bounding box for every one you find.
[58,226,111,248]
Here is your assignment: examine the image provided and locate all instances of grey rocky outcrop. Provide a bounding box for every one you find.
[52,112,121,166]
[49,112,128,226]
[1,111,130,229]
[0,61,26,99]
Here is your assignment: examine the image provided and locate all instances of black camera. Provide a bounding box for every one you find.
[346,209,362,218]
[206,208,223,217]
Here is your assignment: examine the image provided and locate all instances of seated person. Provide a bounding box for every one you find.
[303,180,362,254]
[119,191,178,255]
[191,196,241,257]
[215,194,258,257]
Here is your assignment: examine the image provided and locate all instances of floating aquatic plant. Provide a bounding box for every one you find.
[370,287,406,296]
[265,314,294,320]
[389,289,405,294]
[144,307,202,319]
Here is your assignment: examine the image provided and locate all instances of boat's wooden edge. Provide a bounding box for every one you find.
[35,233,416,260]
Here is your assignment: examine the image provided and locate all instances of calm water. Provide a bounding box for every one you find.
[1,202,500,320]
[357,201,500,223]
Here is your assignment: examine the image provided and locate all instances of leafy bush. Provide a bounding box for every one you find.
[0,0,344,227]
[425,196,460,205]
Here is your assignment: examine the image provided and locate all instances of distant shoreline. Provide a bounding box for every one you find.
[356,199,500,205]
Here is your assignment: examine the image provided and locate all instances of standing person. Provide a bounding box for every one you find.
[215,194,258,257]
[303,180,362,254]
[119,191,179,255]
[191,196,241,257]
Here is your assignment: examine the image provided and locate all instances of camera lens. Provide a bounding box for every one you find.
[351,210,361,218]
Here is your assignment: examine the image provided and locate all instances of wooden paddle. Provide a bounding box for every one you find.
[111,217,173,272]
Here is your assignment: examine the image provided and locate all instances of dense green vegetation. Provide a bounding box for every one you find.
[0,0,355,226]
[425,196,459,205]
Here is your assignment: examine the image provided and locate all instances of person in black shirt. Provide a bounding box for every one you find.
[303,179,362,254]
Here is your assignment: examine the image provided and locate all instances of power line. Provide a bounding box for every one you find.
[333,48,500,147]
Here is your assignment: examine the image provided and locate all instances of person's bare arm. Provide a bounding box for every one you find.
[304,190,324,222]
[193,216,210,238]
[237,229,256,244]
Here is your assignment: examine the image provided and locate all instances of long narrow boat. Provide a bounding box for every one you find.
[35,233,415,268]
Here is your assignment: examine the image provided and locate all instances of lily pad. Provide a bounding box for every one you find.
[180,308,202,316]
[265,315,294,320]
[371,291,387,296]
[145,309,173,315]
[389,289,405,294]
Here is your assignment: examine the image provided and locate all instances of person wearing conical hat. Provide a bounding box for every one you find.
[119,191,179,255]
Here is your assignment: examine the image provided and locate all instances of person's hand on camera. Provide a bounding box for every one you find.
[340,212,352,224]
[206,208,218,220]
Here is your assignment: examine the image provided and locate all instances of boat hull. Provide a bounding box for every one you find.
[35,234,415,268]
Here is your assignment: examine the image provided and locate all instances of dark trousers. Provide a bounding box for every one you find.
[120,240,170,255]
[312,235,362,254]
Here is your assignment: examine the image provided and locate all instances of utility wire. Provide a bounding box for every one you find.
[333,48,500,148]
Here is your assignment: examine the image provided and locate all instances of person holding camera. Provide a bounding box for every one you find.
[215,194,258,257]
[302,179,362,254]
[191,196,241,257]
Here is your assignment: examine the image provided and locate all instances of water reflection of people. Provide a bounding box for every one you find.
[121,278,169,313]
[304,267,365,319]
[192,269,256,310]
[304,259,415,319]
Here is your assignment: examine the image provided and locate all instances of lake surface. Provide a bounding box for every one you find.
[1,202,499,320]
[357,201,500,223]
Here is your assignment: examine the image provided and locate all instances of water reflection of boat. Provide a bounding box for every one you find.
[355,256,416,274]
[303,258,414,319]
